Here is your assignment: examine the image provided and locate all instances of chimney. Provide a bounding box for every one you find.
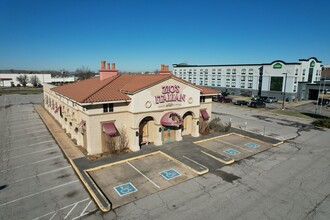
[99,60,119,80]
[159,64,171,74]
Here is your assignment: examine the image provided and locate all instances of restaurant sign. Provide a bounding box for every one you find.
[155,85,186,104]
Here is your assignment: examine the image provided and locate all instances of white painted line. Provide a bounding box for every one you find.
[0,180,79,207]
[9,134,52,144]
[0,156,62,173]
[2,147,58,161]
[182,155,208,170]
[48,212,57,220]
[5,140,55,151]
[11,166,71,184]
[214,138,254,153]
[127,161,160,189]
[64,203,78,219]
[80,200,92,216]
[9,129,47,138]
[33,198,90,220]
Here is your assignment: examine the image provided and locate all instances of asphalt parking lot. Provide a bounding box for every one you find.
[86,151,197,209]
[195,133,277,161]
[0,94,96,220]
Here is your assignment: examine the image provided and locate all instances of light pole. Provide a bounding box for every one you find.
[282,72,288,110]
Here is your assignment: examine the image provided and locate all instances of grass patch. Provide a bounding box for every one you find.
[269,109,313,119]
[0,87,43,95]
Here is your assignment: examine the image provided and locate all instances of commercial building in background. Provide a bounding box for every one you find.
[173,57,322,101]
[44,61,218,155]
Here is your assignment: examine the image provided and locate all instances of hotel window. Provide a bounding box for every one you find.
[231,82,236,87]
[212,77,215,80]
[248,69,254,74]
[226,82,230,87]
[248,83,253,88]
[293,85,297,92]
[217,69,222,73]
[294,77,297,83]
[302,77,305,81]
[217,83,221,86]
[241,76,246,81]
[241,69,246,74]
[248,76,253,81]
[199,81,203,85]
[232,76,236,81]
[303,69,306,75]
[103,103,113,113]
[226,76,230,81]
[232,69,236,74]
[295,68,298,75]
[241,82,245,88]
[226,69,231,74]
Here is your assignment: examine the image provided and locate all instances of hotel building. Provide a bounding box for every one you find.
[173,57,322,101]
[43,61,218,155]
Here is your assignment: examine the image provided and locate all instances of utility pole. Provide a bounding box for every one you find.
[282,72,288,110]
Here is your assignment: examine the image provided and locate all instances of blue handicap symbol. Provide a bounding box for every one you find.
[245,142,260,149]
[114,182,137,197]
[224,149,240,155]
[160,169,181,180]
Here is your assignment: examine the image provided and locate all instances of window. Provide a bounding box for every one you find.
[248,76,253,81]
[241,69,246,74]
[217,69,222,73]
[226,82,230,87]
[200,96,205,103]
[226,76,230,81]
[231,82,236,87]
[232,76,236,81]
[241,82,245,88]
[103,103,113,112]
[241,76,246,81]
[303,69,306,75]
[226,69,231,74]
[217,83,221,86]
[294,77,297,83]
[248,83,253,88]
[248,68,254,74]
[232,69,236,74]
[295,68,298,75]
[302,77,305,81]
[270,77,283,91]
[293,85,297,92]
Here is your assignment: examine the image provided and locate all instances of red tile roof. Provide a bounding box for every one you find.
[51,74,219,103]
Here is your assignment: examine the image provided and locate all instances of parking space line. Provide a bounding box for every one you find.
[0,156,62,172]
[214,138,254,153]
[64,203,78,219]
[32,198,90,220]
[0,180,79,207]
[182,155,208,170]
[10,166,71,184]
[80,200,92,216]
[4,140,55,151]
[2,147,58,161]
[201,151,235,165]
[48,212,57,220]
[126,161,160,189]
[9,130,47,138]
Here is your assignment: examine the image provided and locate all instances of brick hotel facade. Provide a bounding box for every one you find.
[44,61,218,155]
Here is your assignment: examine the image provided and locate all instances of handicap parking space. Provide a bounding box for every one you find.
[195,133,274,162]
[85,151,197,209]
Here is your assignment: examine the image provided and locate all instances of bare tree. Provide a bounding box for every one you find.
[16,74,28,87]
[30,75,40,87]
[75,66,95,80]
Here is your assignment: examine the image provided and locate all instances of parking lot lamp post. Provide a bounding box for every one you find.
[282,73,288,110]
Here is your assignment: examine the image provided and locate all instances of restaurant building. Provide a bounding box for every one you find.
[43,61,218,155]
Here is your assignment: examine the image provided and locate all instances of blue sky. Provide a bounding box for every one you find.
[1,0,329,72]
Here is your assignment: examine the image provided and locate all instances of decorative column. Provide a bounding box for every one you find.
[192,117,200,137]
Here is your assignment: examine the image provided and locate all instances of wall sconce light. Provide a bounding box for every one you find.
[159,127,162,132]
[135,131,139,137]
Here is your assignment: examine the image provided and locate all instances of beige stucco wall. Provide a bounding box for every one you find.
[43,78,214,155]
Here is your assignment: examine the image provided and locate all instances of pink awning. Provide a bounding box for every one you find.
[103,122,117,136]
[54,105,61,113]
[78,120,86,128]
[161,112,183,127]
[200,109,210,120]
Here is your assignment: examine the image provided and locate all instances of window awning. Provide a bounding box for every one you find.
[103,122,117,136]
[54,105,61,113]
[161,112,183,127]
[78,120,86,128]
[200,109,210,120]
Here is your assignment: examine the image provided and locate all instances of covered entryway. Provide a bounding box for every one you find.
[161,112,182,143]
[139,116,156,145]
[182,111,193,136]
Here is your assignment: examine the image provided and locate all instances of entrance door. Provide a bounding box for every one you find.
[162,127,176,143]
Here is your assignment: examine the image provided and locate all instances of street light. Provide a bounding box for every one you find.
[282,72,288,110]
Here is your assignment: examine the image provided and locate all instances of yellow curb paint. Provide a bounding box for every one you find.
[34,104,111,212]
[193,133,233,144]
[231,132,280,147]
[201,151,235,165]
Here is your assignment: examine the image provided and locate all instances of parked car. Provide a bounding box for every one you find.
[265,97,278,103]
[249,101,266,108]
[251,96,268,102]
[233,100,249,106]
[213,95,232,103]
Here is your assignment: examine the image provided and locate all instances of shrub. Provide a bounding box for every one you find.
[203,117,231,133]
[106,127,130,154]
[312,119,330,128]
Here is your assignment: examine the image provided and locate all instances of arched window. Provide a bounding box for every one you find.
[241,69,246,74]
